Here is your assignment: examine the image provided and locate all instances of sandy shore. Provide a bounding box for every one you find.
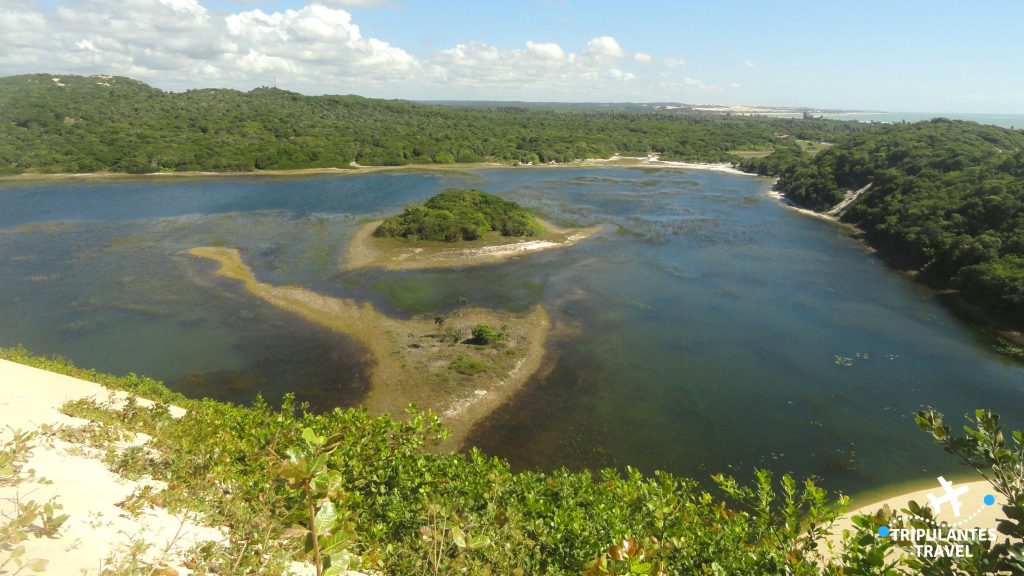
[823,478,1008,560]
[0,359,222,575]
[581,154,754,175]
[345,219,601,271]
[0,156,763,183]
[187,247,550,448]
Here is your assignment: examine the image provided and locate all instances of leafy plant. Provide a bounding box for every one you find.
[1,429,68,574]
[374,189,543,242]
[471,324,506,345]
[270,427,362,576]
[914,408,1024,573]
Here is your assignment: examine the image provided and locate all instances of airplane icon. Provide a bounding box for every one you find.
[927,476,969,518]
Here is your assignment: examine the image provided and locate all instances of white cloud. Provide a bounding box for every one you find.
[313,0,387,6]
[526,41,565,61]
[426,36,638,98]
[224,4,414,75]
[744,59,756,69]
[0,1,738,101]
[584,36,623,59]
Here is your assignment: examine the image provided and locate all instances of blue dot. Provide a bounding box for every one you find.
[878,526,890,537]
[984,494,996,506]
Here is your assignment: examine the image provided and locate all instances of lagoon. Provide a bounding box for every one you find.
[1,167,1022,496]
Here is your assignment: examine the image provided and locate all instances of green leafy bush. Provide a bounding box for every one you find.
[374,189,543,242]
[1,348,856,575]
[471,323,506,344]
[9,347,1024,575]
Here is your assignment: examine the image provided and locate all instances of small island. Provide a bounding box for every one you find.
[347,189,600,270]
[374,189,544,241]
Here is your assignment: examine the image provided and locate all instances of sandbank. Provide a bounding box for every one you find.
[345,219,601,270]
[187,247,550,448]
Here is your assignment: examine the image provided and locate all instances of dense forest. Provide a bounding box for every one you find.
[374,189,543,241]
[0,73,866,174]
[741,120,1024,323]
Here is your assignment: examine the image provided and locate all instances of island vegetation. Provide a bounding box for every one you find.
[349,190,600,270]
[373,189,544,242]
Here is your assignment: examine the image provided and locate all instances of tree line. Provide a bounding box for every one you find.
[0,73,865,174]
[740,118,1024,324]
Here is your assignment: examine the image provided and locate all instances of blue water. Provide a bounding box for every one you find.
[1,168,1022,497]
[820,112,1024,129]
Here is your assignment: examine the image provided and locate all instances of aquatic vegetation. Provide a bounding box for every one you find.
[449,355,487,376]
[185,246,548,447]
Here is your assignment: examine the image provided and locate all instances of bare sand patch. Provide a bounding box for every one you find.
[187,247,550,447]
[345,219,601,271]
[820,479,1007,563]
[0,359,223,575]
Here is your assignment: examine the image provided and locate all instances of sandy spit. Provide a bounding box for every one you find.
[187,247,551,448]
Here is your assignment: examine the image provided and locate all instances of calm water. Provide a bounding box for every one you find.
[821,112,1024,129]
[2,168,1022,496]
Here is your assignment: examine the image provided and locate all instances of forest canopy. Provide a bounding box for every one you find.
[374,189,543,242]
[0,73,867,174]
[742,119,1024,322]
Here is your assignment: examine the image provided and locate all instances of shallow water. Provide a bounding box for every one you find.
[1,168,1022,495]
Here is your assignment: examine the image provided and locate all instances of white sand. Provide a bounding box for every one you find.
[823,480,1008,560]
[0,359,222,575]
[582,154,752,175]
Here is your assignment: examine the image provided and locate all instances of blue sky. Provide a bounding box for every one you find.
[4,0,1023,112]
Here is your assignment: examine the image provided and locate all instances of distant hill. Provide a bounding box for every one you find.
[0,73,867,174]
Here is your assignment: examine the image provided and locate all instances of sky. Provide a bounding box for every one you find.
[3,0,1023,113]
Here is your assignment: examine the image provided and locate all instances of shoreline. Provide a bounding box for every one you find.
[0,155,765,183]
[186,246,550,448]
[765,183,1024,351]
[345,219,602,271]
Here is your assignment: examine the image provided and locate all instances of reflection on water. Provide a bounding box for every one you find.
[1,168,1022,496]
